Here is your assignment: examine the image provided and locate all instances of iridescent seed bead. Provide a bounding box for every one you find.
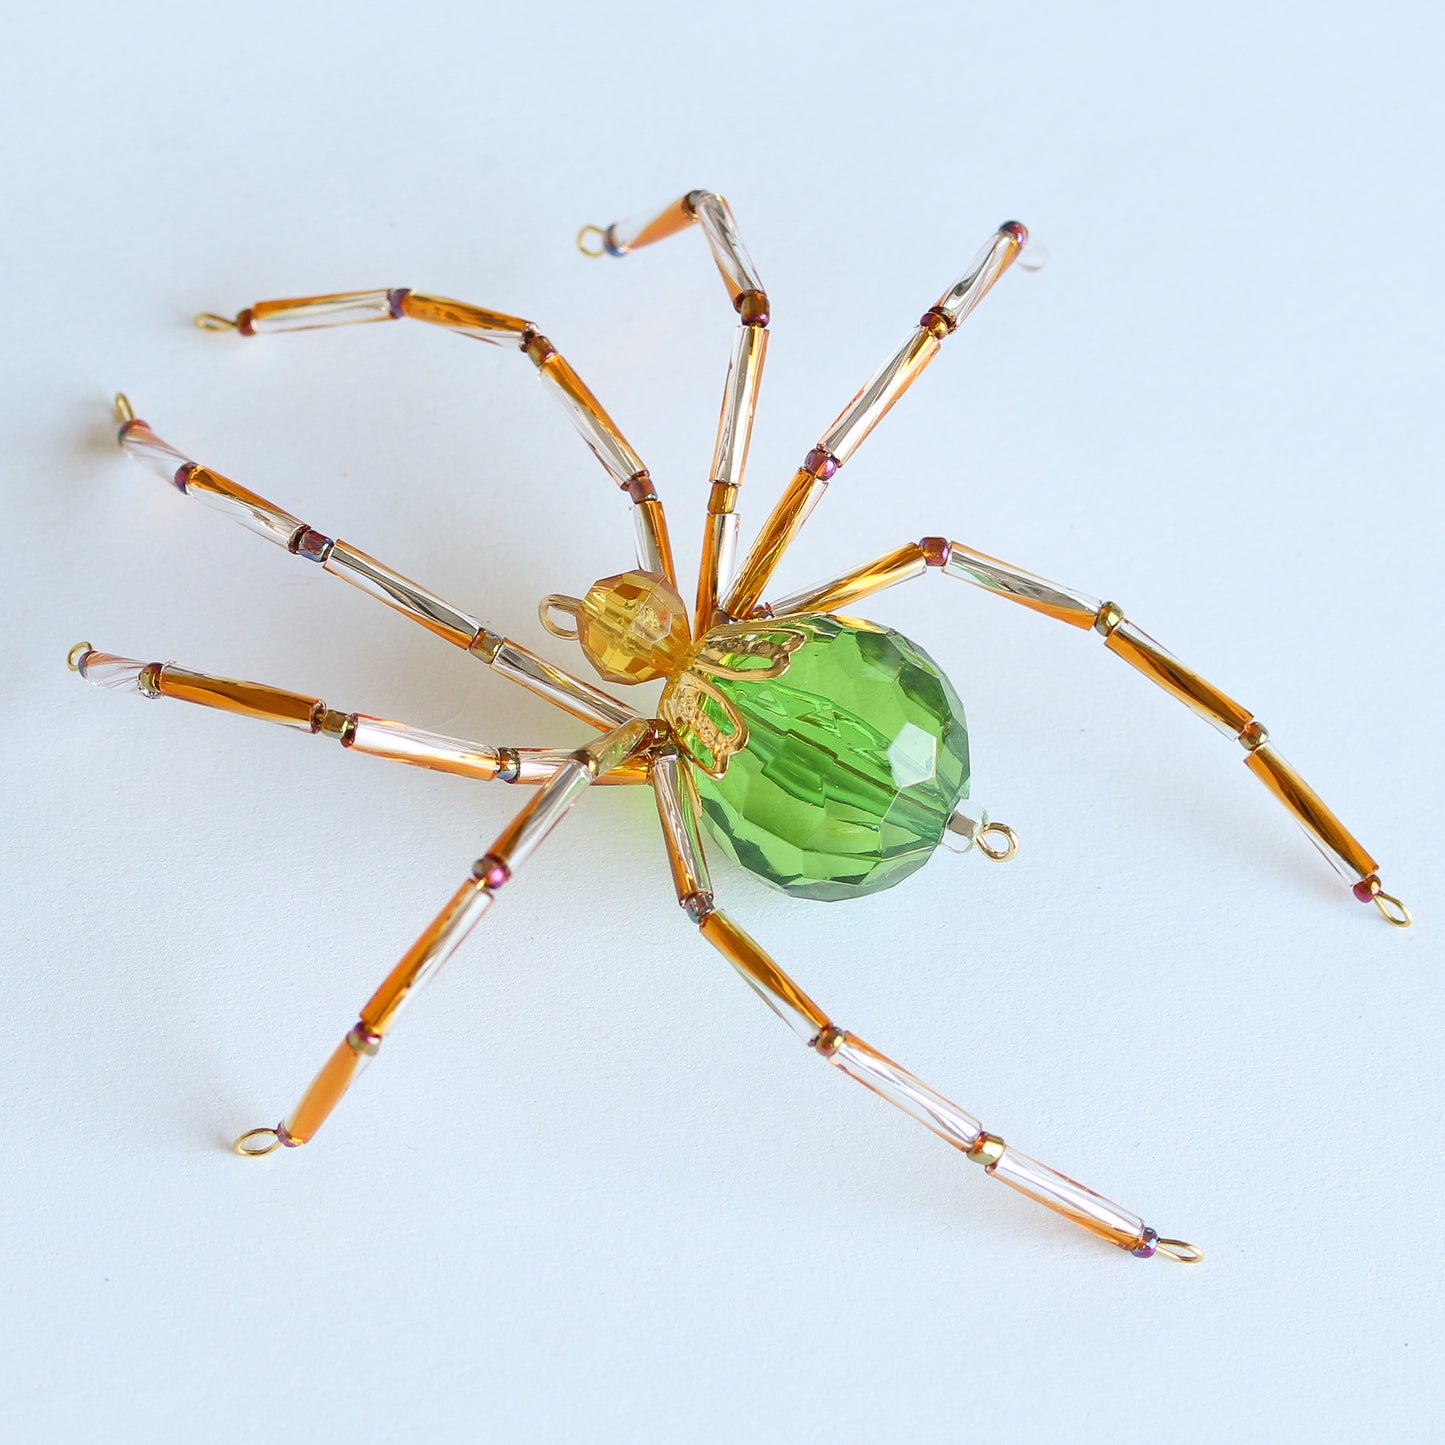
[346,1025,382,1056]
[236,309,256,337]
[624,472,657,503]
[1001,220,1029,248]
[1353,875,1383,902]
[920,536,952,567]
[292,528,334,563]
[473,854,510,890]
[737,290,770,326]
[682,891,714,923]
[803,448,838,480]
[918,308,952,340]
[173,462,198,494]
[1131,1227,1159,1258]
[276,1123,302,1147]
[387,288,411,318]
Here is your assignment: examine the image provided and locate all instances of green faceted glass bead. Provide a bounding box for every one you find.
[686,614,970,901]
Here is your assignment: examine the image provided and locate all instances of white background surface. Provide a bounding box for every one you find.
[3,3,1442,1441]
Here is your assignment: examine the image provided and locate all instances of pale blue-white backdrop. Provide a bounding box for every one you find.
[3,2,1441,1440]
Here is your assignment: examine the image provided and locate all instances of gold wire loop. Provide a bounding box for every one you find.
[194,311,238,331]
[1374,890,1413,928]
[67,641,93,673]
[539,594,582,640]
[113,393,135,423]
[1155,1237,1206,1264]
[575,225,608,259]
[233,1127,283,1157]
[976,821,1020,862]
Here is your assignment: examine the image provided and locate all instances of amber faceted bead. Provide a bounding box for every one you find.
[577,570,692,684]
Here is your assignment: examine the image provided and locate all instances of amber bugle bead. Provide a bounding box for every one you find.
[699,910,830,1043]
[183,466,304,550]
[283,1030,377,1143]
[605,194,698,253]
[1104,620,1253,736]
[1244,743,1377,881]
[723,468,829,618]
[398,292,532,344]
[818,327,941,466]
[632,496,678,588]
[769,543,927,616]
[323,541,481,649]
[943,544,1101,629]
[986,1146,1146,1250]
[651,753,711,903]
[156,666,318,729]
[361,880,494,1034]
[533,351,645,486]
[250,290,396,332]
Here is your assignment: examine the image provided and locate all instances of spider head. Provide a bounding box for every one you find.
[540,570,692,685]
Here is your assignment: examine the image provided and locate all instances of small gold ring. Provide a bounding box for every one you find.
[113,393,135,423]
[1374,890,1412,927]
[575,225,608,259]
[1155,1237,1205,1264]
[194,312,238,331]
[233,1126,283,1157]
[539,594,582,639]
[67,641,93,673]
[976,821,1019,862]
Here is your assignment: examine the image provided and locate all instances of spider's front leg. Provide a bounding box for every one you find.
[67,646,650,786]
[233,718,656,1157]
[721,221,1029,619]
[111,397,636,733]
[760,537,1411,925]
[194,286,675,585]
[649,756,1198,1262]
[582,190,770,631]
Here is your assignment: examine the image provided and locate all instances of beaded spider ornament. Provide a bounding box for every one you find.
[71,190,1410,1264]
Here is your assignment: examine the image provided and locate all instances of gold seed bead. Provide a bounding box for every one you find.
[318,708,354,741]
[812,1025,846,1058]
[1094,602,1124,636]
[966,1132,1006,1167]
[1238,720,1269,751]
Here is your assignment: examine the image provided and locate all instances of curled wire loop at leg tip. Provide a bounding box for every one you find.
[233,1126,284,1157]
[1156,1238,1205,1264]
[67,641,93,673]
[575,225,607,258]
[1375,891,1412,928]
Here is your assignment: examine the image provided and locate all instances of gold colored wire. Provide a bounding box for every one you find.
[1155,1238,1205,1264]
[976,822,1020,862]
[233,1127,283,1157]
[576,225,607,258]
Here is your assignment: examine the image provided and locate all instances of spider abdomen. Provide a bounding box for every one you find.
[661,614,970,901]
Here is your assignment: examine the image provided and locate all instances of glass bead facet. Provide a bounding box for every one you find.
[686,614,970,900]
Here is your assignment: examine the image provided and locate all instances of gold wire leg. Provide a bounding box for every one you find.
[762,534,1409,924]
[723,223,1028,617]
[648,754,1196,1261]
[189,284,676,586]
[233,720,654,1155]
[110,403,638,731]
[68,647,649,786]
